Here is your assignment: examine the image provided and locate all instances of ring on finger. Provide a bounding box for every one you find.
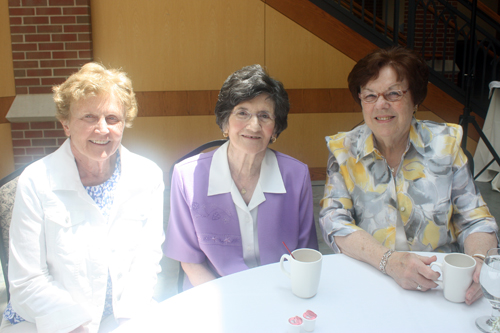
[416,284,422,291]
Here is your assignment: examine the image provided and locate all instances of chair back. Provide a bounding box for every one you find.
[0,161,35,301]
[167,139,227,294]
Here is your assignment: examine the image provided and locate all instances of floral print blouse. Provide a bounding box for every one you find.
[319,118,498,253]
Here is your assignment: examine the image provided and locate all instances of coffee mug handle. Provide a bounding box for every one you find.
[430,262,443,288]
[280,254,291,279]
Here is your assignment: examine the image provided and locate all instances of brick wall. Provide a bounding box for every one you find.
[8,0,92,169]
[11,121,67,169]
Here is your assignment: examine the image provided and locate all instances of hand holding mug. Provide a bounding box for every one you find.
[430,253,476,303]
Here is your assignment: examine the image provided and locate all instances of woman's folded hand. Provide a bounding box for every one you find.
[386,252,440,291]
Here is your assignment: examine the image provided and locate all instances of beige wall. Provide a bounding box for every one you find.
[0,123,14,179]
[91,0,355,92]
[0,0,14,98]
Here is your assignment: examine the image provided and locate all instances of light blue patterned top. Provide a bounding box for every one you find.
[3,152,121,324]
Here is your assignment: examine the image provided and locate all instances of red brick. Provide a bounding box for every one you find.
[32,138,56,146]
[77,33,91,41]
[30,121,55,129]
[26,51,52,59]
[25,34,50,42]
[14,156,33,164]
[26,147,45,155]
[16,87,28,94]
[23,16,49,24]
[76,16,89,24]
[15,78,40,86]
[53,68,77,76]
[27,69,52,76]
[76,0,89,5]
[52,33,77,41]
[9,8,35,15]
[24,130,43,138]
[51,16,75,24]
[10,17,22,25]
[12,53,25,60]
[63,7,88,15]
[53,51,77,58]
[56,122,63,129]
[13,60,38,68]
[65,42,91,50]
[11,123,29,130]
[45,146,59,154]
[40,59,65,67]
[42,77,66,85]
[37,25,63,33]
[29,86,53,94]
[39,42,64,50]
[22,0,48,5]
[11,43,37,51]
[64,25,90,33]
[11,131,24,139]
[10,35,24,43]
[78,50,92,58]
[66,59,88,67]
[43,129,66,137]
[57,138,67,145]
[49,0,74,5]
[12,139,31,147]
[13,69,26,77]
[36,7,61,15]
[9,0,21,6]
[13,148,26,155]
[10,25,36,33]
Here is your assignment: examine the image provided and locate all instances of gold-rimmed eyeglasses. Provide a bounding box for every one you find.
[359,89,408,104]
[231,109,275,124]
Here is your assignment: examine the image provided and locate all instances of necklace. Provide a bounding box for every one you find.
[389,166,395,174]
[240,188,247,195]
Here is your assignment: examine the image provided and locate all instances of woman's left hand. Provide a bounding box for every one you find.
[465,259,483,305]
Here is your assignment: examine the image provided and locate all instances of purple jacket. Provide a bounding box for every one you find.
[164,148,318,279]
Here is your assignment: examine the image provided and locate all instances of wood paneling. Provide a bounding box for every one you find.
[0,96,15,124]
[134,89,360,117]
[0,123,14,179]
[0,0,15,98]
[91,0,265,91]
[265,6,356,89]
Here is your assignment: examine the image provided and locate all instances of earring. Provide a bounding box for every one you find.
[271,136,277,143]
[414,105,418,114]
[223,132,228,138]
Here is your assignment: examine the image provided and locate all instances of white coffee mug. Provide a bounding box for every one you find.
[280,248,322,298]
[430,253,476,303]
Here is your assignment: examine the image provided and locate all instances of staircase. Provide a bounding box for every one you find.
[263,0,500,133]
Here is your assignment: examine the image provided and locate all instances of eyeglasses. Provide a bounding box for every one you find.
[231,109,275,124]
[359,89,408,104]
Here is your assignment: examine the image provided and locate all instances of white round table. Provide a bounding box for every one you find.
[115,253,490,332]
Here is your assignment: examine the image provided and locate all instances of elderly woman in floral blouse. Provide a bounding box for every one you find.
[319,46,498,305]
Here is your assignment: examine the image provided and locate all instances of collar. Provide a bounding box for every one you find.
[355,117,424,162]
[208,141,286,196]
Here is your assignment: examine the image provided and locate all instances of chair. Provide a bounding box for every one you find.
[167,139,227,293]
[0,161,35,302]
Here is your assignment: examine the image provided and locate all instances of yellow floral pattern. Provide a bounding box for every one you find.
[319,118,498,253]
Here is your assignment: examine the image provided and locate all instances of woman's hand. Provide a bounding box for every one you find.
[465,259,484,305]
[385,252,440,291]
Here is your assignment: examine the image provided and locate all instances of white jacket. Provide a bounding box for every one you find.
[8,140,165,333]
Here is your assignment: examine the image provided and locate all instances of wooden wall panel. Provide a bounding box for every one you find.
[91,0,265,92]
[0,123,14,179]
[265,6,356,89]
[0,0,15,98]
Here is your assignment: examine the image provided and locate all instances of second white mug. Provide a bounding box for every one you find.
[430,253,476,303]
[280,248,322,298]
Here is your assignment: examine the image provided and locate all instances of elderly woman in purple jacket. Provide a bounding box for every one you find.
[164,65,318,288]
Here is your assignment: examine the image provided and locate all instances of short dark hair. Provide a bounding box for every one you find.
[348,46,429,106]
[215,64,289,138]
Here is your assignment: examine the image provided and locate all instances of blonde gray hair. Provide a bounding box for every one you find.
[53,62,138,128]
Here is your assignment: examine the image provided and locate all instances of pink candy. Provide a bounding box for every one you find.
[303,310,317,320]
[288,316,303,325]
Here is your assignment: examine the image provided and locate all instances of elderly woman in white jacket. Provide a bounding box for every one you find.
[0,63,164,333]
